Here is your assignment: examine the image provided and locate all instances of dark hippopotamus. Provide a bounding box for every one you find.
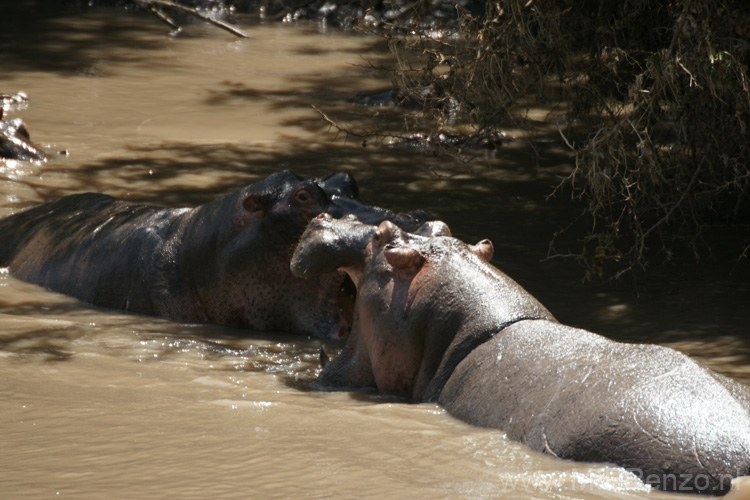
[290,214,750,494]
[0,171,428,338]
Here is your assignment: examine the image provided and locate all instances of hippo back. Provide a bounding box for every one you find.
[0,193,187,314]
[440,319,750,494]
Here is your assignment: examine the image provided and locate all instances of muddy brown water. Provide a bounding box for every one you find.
[1,6,748,499]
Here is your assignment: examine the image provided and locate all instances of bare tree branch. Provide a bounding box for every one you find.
[136,0,250,38]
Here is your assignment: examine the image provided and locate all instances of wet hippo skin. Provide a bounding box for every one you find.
[0,171,428,338]
[290,214,750,494]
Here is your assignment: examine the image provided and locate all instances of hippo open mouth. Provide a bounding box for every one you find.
[334,273,357,339]
[313,270,357,340]
[290,213,376,340]
[292,211,435,340]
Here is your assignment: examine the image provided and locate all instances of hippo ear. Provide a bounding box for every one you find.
[469,239,494,262]
[385,247,425,270]
[242,193,272,213]
[317,172,359,199]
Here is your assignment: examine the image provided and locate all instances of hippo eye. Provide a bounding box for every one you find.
[295,189,312,203]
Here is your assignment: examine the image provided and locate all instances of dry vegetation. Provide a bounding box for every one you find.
[382,0,750,277]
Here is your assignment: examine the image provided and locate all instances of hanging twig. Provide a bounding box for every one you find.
[136,0,250,38]
[147,5,183,34]
[311,105,371,139]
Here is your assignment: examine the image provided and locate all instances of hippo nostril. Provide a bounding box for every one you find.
[373,229,384,248]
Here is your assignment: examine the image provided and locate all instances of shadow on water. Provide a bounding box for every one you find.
[0,2,392,78]
[0,329,76,362]
[0,4,175,76]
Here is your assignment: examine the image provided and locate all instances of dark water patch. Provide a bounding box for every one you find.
[5,137,570,211]
[0,328,76,362]
[0,297,98,318]
[0,6,180,77]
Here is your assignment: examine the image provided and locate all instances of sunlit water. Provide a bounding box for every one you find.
[1,6,748,499]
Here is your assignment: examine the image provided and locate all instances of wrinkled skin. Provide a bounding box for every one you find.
[291,215,750,494]
[0,171,428,338]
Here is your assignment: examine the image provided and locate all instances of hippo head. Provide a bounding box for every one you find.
[238,171,395,228]
[186,171,430,339]
[236,171,429,238]
[291,215,554,398]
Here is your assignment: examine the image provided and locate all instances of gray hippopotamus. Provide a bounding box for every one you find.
[290,214,750,494]
[0,171,428,338]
